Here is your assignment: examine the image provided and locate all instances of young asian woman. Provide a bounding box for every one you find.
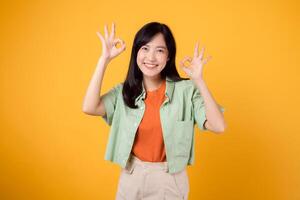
[82,21,226,200]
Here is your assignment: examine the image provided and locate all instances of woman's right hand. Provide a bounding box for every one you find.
[96,23,126,62]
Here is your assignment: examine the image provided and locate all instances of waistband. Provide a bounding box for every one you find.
[124,154,169,173]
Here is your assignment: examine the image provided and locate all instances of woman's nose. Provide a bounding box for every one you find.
[147,51,156,61]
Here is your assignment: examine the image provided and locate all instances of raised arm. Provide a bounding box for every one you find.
[180,42,226,133]
[82,23,126,116]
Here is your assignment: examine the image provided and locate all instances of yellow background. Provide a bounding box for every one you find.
[1,0,299,199]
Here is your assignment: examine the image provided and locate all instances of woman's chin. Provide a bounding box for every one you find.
[142,72,161,79]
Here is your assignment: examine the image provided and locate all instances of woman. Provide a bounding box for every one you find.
[82,21,226,200]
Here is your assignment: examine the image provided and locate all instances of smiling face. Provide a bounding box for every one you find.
[136,33,169,80]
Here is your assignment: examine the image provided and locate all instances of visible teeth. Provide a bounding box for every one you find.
[144,63,157,67]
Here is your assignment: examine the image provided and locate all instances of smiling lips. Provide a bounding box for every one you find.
[144,63,158,68]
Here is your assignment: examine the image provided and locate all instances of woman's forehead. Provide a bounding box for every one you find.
[144,33,167,47]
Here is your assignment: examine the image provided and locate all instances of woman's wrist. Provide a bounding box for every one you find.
[99,55,111,63]
[193,78,205,86]
[96,56,111,70]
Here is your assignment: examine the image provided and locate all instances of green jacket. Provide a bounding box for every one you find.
[101,77,225,174]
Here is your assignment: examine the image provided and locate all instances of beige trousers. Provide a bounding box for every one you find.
[115,154,189,200]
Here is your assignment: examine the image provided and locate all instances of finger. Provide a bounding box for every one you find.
[114,38,126,53]
[104,24,109,39]
[96,32,105,44]
[182,56,192,62]
[194,41,199,58]
[181,66,192,77]
[199,46,205,60]
[119,42,126,52]
[180,56,192,67]
[113,38,123,48]
[110,22,115,40]
[120,39,126,50]
[203,55,212,65]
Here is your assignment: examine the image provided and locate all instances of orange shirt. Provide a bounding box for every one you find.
[131,79,167,162]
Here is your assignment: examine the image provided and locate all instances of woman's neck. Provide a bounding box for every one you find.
[143,75,164,92]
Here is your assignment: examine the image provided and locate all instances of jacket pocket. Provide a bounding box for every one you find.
[173,120,194,156]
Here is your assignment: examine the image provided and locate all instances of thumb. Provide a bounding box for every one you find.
[181,66,192,76]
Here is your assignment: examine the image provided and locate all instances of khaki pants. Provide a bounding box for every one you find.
[116,154,189,200]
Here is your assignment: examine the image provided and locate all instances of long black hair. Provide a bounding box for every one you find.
[122,22,188,108]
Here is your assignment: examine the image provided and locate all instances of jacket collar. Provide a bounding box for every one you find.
[135,77,175,105]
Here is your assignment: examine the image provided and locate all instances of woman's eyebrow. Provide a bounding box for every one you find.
[144,44,167,49]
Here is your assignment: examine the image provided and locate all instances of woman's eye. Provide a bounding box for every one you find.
[158,49,165,53]
[141,47,148,50]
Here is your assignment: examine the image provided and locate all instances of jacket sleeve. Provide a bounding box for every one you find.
[192,84,225,131]
[100,84,121,126]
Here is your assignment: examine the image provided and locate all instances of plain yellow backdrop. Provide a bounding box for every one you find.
[1,0,299,199]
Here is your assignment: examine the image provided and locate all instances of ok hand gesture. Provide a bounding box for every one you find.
[180,42,212,82]
[96,23,126,62]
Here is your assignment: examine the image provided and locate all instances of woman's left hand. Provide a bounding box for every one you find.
[180,42,212,82]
